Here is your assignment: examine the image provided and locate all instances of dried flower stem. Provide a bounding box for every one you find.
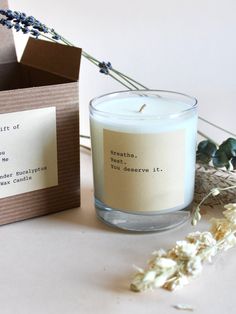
[131,203,236,293]
[1,9,234,141]
[197,130,219,146]
[80,144,91,151]
[191,185,236,226]
[199,117,236,138]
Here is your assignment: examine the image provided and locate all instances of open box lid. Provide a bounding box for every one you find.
[0,0,17,64]
[0,0,81,82]
[21,38,82,82]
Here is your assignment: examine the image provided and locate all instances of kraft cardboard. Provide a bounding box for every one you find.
[0,0,81,225]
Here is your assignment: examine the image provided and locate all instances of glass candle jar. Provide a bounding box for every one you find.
[90,90,198,232]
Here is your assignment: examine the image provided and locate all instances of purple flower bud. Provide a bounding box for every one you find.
[98,61,112,75]
[52,33,61,40]
[21,27,30,34]
[0,9,7,16]
[5,10,16,20]
[100,68,109,75]
[14,23,21,32]
[4,20,13,29]
[107,62,112,69]
[30,29,40,38]
[33,22,48,33]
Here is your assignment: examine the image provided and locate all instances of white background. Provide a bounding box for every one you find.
[9,0,236,143]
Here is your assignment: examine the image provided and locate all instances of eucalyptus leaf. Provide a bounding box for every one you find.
[219,138,236,159]
[212,149,230,169]
[197,140,217,157]
[197,152,212,164]
[231,157,236,170]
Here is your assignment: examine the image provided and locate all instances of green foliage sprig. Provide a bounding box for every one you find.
[197,138,236,170]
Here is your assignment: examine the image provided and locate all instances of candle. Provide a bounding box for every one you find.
[90,90,198,232]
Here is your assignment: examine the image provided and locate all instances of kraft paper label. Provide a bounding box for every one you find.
[103,129,185,212]
[0,107,58,198]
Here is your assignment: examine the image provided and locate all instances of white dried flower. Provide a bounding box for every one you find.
[187,231,216,247]
[219,233,236,251]
[152,249,167,258]
[131,270,159,292]
[153,273,171,288]
[173,304,194,311]
[143,270,156,282]
[186,231,202,244]
[200,246,218,262]
[165,275,189,291]
[224,203,236,210]
[154,257,177,269]
[174,241,198,260]
[133,265,144,274]
[186,256,203,277]
[130,201,236,294]
[210,218,232,240]
[130,273,146,292]
[192,186,236,226]
[199,232,217,246]
[187,231,217,262]
[192,210,201,226]
[211,188,220,196]
[223,203,236,224]
[131,265,177,292]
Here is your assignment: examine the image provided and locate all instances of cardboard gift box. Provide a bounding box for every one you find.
[0,0,81,225]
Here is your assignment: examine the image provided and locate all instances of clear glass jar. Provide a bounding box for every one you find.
[90,90,198,232]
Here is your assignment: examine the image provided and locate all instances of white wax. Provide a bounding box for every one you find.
[93,95,190,116]
[90,93,197,213]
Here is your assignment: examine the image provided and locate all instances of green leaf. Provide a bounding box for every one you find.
[197,140,217,158]
[212,149,230,169]
[196,152,212,164]
[219,137,236,159]
[231,157,236,170]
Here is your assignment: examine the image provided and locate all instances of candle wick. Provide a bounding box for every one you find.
[138,104,147,113]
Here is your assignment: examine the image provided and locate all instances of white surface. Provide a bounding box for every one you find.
[8,0,236,142]
[0,151,235,314]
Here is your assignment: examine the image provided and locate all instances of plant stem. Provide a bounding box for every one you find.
[111,70,140,90]
[39,33,58,43]
[191,184,236,225]
[199,117,236,138]
[197,130,219,146]
[80,144,91,151]
[217,185,236,193]
[112,68,149,89]
[37,28,235,147]
[80,134,91,139]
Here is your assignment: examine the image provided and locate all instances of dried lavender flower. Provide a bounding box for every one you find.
[0,18,13,29]
[30,29,40,39]
[0,9,48,39]
[21,27,30,34]
[52,33,61,40]
[0,8,147,90]
[99,61,113,75]
[14,22,21,32]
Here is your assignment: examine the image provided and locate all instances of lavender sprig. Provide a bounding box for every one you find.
[0,9,145,90]
[0,9,235,142]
